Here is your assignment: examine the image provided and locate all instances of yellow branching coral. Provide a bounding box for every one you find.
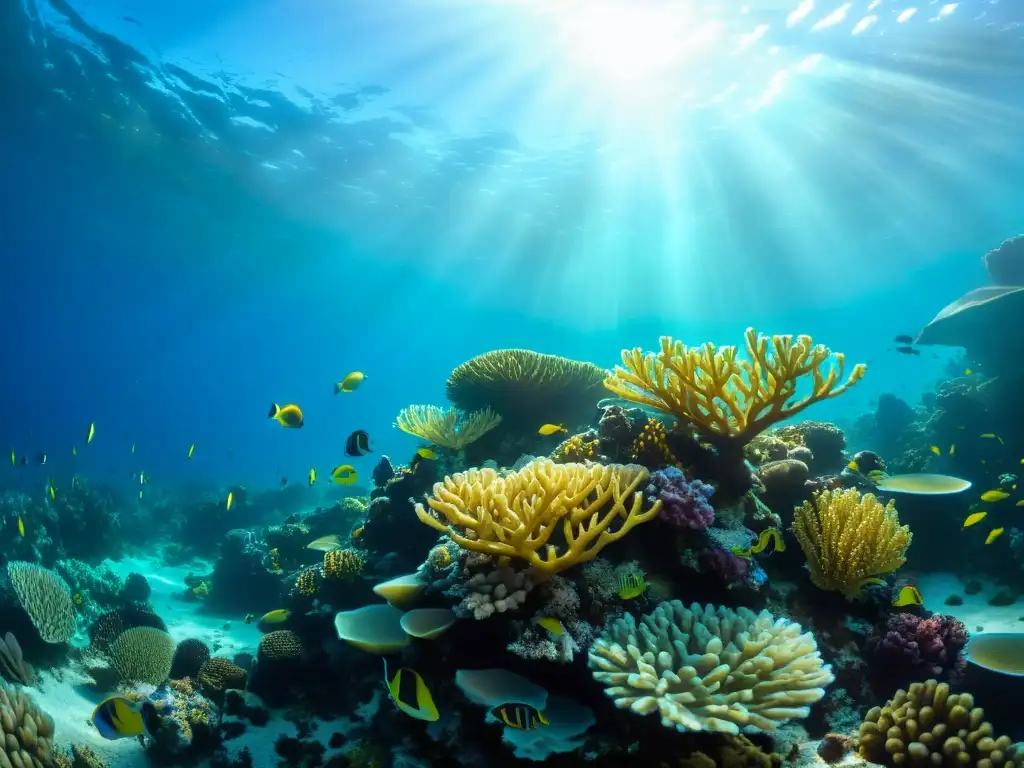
[394,404,501,450]
[791,488,912,600]
[604,329,866,446]
[415,458,661,574]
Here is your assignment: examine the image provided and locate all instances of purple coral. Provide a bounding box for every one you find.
[647,467,714,531]
[867,612,968,680]
[698,546,750,585]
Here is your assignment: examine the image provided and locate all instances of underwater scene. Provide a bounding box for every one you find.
[2,0,1024,766]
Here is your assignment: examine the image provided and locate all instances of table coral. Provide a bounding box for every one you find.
[604,329,866,448]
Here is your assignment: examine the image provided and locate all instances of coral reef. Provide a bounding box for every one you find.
[108,626,175,685]
[7,561,77,644]
[867,613,968,683]
[393,404,501,450]
[0,680,56,767]
[647,467,715,530]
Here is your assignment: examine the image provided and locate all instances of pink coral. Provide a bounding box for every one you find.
[867,612,968,680]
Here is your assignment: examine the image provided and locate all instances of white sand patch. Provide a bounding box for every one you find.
[918,572,1024,633]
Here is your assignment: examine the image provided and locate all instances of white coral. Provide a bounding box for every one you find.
[587,600,834,734]
[458,567,532,620]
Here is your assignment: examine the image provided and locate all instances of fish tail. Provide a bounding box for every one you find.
[334,381,343,395]
[268,403,280,419]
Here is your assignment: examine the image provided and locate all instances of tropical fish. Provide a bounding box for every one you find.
[257,609,291,629]
[308,468,316,487]
[986,528,1004,545]
[846,460,860,472]
[895,346,920,355]
[48,483,55,501]
[618,571,646,600]
[949,444,956,456]
[892,585,923,607]
[335,372,366,394]
[384,660,438,721]
[37,453,47,465]
[187,443,196,460]
[981,490,1010,503]
[91,695,160,740]
[331,464,358,485]
[72,446,77,456]
[538,424,567,436]
[490,703,548,730]
[732,528,785,558]
[352,525,364,539]
[307,534,343,552]
[244,613,256,624]
[345,430,372,457]
[131,443,135,454]
[965,633,1024,676]
[411,448,437,471]
[965,368,973,376]
[873,473,972,495]
[534,617,564,636]
[226,492,233,511]
[963,511,988,528]
[893,334,913,344]
[280,478,288,488]
[1016,500,1024,507]
[980,433,997,439]
[87,423,95,444]
[17,516,24,537]
[929,445,940,456]
[268,403,304,428]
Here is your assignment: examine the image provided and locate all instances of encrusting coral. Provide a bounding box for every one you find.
[857,679,1024,767]
[791,488,912,600]
[394,404,501,450]
[603,329,866,447]
[587,600,834,733]
[415,458,662,574]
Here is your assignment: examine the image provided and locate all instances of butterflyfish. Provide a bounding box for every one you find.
[331,464,358,485]
[268,403,304,428]
[538,424,567,436]
[87,423,95,444]
[929,445,940,456]
[963,511,987,528]
[307,534,343,552]
[534,617,564,636]
[618,571,646,600]
[384,661,438,722]
[226,491,233,511]
[731,528,786,559]
[986,528,1004,545]
[17,516,24,537]
[981,489,1010,502]
[490,703,548,730]
[308,468,316,487]
[345,430,372,457]
[965,633,1024,677]
[335,372,366,394]
[187,443,196,460]
[91,695,160,740]
[892,585,923,607]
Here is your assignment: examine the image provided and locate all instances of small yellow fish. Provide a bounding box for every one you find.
[48,483,55,501]
[535,617,564,636]
[187,443,196,460]
[268,403,304,428]
[335,371,366,394]
[331,464,358,485]
[139,489,143,499]
[949,444,956,456]
[17,516,24,537]
[351,525,364,539]
[731,528,786,559]
[538,424,567,436]
[847,460,860,472]
[965,368,973,376]
[980,433,996,439]
[618,571,646,600]
[87,423,95,444]
[416,448,437,460]
[1016,500,1024,507]
[308,468,316,487]
[257,609,291,628]
[963,511,987,528]
[985,527,1004,545]
[226,491,233,511]
[892,585,923,607]
[929,445,940,456]
[981,490,1010,502]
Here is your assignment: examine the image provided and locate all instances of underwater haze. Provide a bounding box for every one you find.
[0,0,1023,767]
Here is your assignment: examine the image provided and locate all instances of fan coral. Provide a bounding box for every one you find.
[415,459,662,574]
[7,561,77,644]
[109,626,175,685]
[0,679,56,767]
[867,613,968,680]
[170,638,211,680]
[197,658,247,698]
[394,405,501,450]
[646,467,714,531]
[323,548,365,580]
[858,679,1023,766]
[791,488,912,600]
[604,329,866,448]
[588,600,834,733]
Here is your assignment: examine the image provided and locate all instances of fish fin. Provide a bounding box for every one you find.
[537,710,550,726]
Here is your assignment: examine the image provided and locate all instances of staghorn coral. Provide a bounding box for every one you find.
[604,329,866,448]
[415,458,662,574]
[792,488,912,600]
[393,405,501,450]
[0,679,57,767]
[587,600,833,733]
[323,548,365,580]
[7,562,77,644]
[197,658,247,698]
[647,467,714,531]
[858,679,1024,766]
[109,626,175,685]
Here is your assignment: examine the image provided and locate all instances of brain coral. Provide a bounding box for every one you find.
[7,562,77,644]
[170,638,212,680]
[258,630,303,662]
[109,626,175,685]
[88,605,168,653]
[587,600,834,733]
[0,679,56,768]
[198,658,247,697]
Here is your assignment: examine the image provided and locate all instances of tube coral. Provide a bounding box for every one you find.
[393,404,501,450]
[791,488,912,600]
[603,329,866,447]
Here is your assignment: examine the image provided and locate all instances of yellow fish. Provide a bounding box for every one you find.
[87,423,95,444]
[1016,500,1024,507]
[384,661,438,722]
[226,491,233,511]
[929,445,940,456]
[846,460,860,472]
[490,703,548,730]
[48,483,55,501]
[415,447,437,460]
[307,534,343,552]
[538,424,567,436]
[892,585,923,607]
[308,468,316,487]
[17,516,24,537]
[244,613,256,624]
[949,444,956,456]
[981,490,1010,502]
[268,403,304,428]
[335,372,366,394]
[618,571,646,600]
[963,511,987,528]
[731,528,786,559]
[187,443,196,460]
[985,527,1004,545]
[534,617,564,636]
[257,609,291,628]
[331,464,358,485]
[965,368,973,376]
